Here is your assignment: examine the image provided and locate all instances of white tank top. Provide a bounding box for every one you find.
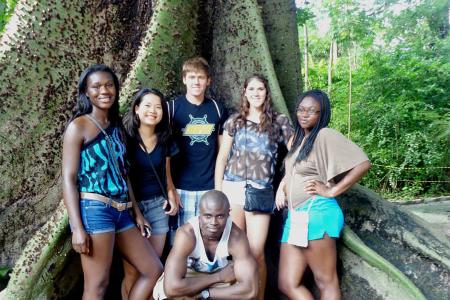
[186,217,232,273]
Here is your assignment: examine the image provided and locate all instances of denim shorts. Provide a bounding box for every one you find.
[281,196,344,243]
[138,195,169,235]
[79,199,136,235]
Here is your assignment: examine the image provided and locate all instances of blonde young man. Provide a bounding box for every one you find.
[168,57,228,226]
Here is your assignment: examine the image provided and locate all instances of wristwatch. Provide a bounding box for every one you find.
[200,288,210,299]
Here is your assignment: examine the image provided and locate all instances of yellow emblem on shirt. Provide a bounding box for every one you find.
[183,114,215,145]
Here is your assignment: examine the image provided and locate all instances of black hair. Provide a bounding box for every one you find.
[122,88,170,146]
[287,89,331,163]
[71,64,121,126]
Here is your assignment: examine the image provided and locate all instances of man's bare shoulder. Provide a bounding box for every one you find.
[178,222,195,239]
[172,222,196,250]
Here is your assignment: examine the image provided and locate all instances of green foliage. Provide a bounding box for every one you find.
[0,266,10,290]
[296,7,315,27]
[0,0,17,34]
[301,0,449,199]
[324,0,377,48]
[0,266,9,278]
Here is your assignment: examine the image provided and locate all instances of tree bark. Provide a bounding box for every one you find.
[119,0,200,105]
[0,0,153,267]
[339,186,450,300]
[258,0,302,114]
[206,0,290,116]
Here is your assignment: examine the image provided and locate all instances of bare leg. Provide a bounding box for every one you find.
[122,259,139,300]
[116,227,163,300]
[245,211,271,300]
[278,243,313,300]
[149,234,167,258]
[303,235,341,300]
[122,235,166,299]
[81,232,115,300]
[230,204,246,231]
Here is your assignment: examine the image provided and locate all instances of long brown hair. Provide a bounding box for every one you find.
[234,75,278,142]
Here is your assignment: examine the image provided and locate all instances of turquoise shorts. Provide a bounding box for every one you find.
[281,196,344,243]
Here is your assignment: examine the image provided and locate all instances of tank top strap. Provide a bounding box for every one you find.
[187,217,206,261]
[216,218,232,258]
[187,217,231,265]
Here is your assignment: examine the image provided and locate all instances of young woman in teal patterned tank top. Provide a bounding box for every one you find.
[62,64,162,300]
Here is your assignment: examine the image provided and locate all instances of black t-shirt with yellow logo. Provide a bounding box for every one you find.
[169,95,228,191]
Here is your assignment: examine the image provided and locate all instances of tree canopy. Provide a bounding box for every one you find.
[297,0,449,199]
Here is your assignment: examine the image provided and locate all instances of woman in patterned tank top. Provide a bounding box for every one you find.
[62,64,162,299]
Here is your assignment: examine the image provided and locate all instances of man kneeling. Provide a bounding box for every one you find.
[154,190,258,300]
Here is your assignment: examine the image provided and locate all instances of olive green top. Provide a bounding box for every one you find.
[285,128,369,209]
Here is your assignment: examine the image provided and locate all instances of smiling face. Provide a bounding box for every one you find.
[135,93,163,127]
[85,71,117,111]
[244,78,267,110]
[183,70,210,99]
[199,199,229,241]
[297,96,321,135]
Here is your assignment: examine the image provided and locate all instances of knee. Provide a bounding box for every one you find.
[278,275,294,296]
[84,277,109,297]
[314,271,339,291]
[124,263,139,279]
[250,248,265,266]
[141,260,163,281]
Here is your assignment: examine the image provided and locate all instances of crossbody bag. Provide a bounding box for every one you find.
[243,123,275,213]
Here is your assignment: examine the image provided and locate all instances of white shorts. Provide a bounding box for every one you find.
[221,180,246,206]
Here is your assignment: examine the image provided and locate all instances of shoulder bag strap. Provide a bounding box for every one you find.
[140,142,168,200]
[244,123,249,187]
[85,114,123,178]
[288,138,315,212]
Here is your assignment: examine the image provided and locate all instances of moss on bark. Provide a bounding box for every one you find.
[1,201,76,299]
[120,0,200,106]
[339,186,450,300]
[207,0,289,115]
[258,0,302,114]
[0,0,153,267]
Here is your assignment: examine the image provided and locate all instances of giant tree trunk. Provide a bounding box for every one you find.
[0,1,448,299]
[0,0,154,267]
